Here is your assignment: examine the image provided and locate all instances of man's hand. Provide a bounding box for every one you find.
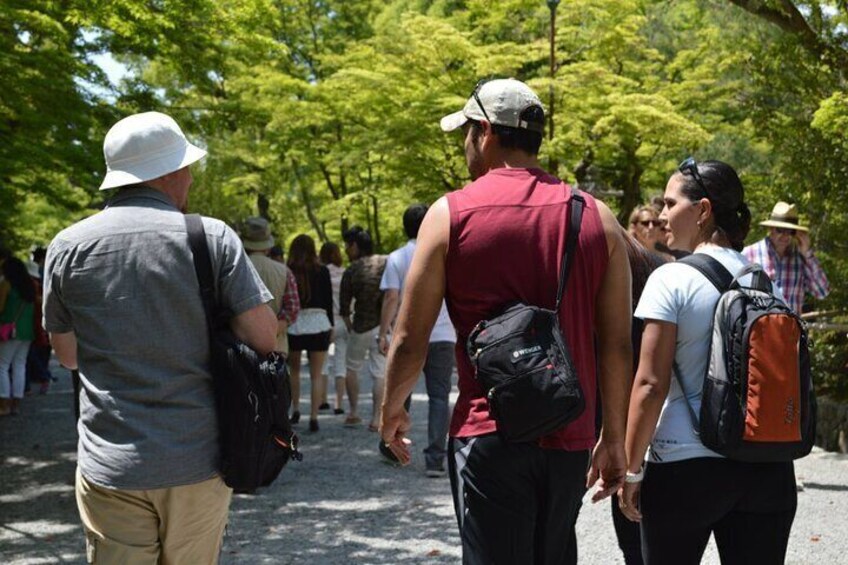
[796,231,811,255]
[380,405,412,465]
[378,334,390,355]
[618,482,642,522]
[586,438,626,503]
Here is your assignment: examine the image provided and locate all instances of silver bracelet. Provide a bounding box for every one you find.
[625,465,645,483]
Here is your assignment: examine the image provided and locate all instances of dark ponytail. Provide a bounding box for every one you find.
[2,257,36,303]
[676,160,751,251]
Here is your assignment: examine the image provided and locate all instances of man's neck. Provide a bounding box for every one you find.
[143,179,184,211]
[486,149,541,172]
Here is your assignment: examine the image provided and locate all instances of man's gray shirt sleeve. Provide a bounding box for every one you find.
[43,238,74,333]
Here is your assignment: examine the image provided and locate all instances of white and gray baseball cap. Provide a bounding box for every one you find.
[440,78,545,133]
[99,111,207,190]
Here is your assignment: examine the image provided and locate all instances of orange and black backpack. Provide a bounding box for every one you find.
[675,254,817,462]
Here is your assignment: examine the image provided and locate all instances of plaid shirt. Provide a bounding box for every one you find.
[743,237,830,314]
[279,269,300,324]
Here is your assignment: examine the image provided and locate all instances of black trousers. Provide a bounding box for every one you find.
[640,457,797,565]
[448,434,589,565]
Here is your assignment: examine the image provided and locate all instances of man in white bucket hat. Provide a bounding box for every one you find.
[43,111,277,563]
[743,201,830,314]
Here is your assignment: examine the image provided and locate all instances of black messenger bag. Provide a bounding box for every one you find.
[466,189,586,443]
[186,214,301,493]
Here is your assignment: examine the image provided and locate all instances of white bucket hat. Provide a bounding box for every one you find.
[440,78,545,133]
[99,111,207,190]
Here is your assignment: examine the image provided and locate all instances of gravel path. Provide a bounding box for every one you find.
[2,360,846,564]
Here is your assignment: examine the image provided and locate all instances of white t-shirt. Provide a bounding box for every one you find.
[635,246,757,463]
[326,263,344,316]
[380,240,456,344]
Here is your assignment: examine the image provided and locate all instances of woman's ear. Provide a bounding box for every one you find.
[699,198,713,224]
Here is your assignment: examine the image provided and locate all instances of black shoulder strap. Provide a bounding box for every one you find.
[678,253,733,293]
[555,187,585,311]
[185,214,217,333]
[72,369,81,422]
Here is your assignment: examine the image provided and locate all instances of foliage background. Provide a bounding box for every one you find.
[2,0,846,388]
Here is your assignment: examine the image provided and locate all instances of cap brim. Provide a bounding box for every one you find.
[440,110,469,132]
[99,142,207,190]
[760,220,809,232]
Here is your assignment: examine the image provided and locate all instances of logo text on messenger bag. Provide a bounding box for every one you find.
[512,345,542,362]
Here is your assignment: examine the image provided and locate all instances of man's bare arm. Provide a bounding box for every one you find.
[595,218,633,443]
[586,202,633,501]
[230,303,277,356]
[51,331,78,370]
[380,197,450,461]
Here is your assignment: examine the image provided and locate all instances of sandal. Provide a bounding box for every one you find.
[344,416,362,427]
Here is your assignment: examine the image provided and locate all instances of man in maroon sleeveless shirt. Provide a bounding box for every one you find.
[380,79,632,564]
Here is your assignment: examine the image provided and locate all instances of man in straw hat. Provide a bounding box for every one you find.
[43,111,277,563]
[242,216,300,357]
[743,201,830,314]
[379,78,632,563]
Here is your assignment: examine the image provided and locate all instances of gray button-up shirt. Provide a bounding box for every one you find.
[44,187,272,489]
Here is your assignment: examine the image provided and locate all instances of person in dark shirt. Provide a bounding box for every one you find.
[339,226,387,429]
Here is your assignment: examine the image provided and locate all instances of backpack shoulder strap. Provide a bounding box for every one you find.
[678,253,733,293]
[185,214,217,332]
[555,187,585,311]
[729,262,772,292]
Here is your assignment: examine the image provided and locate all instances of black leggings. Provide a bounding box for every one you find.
[611,493,643,565]
[640,457,797,565]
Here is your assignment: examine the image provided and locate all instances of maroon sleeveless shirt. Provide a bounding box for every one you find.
[445,168,608,450]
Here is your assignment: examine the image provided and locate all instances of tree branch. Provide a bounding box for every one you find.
[727,0,848,77]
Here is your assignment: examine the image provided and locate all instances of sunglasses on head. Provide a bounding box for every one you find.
[775,227,797,236]
[471,78,493,124]
[678,157,709,199]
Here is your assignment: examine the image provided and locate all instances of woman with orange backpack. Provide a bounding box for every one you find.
[619,159,797,564]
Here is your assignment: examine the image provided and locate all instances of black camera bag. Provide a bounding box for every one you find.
[186,214,301,493]
[466,189,585,442]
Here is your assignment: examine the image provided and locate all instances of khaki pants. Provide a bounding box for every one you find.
[76,468,232,564]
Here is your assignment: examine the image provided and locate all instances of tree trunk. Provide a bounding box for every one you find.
[291,166,327,242]
[370,194,381,253]
[618,152,643,225]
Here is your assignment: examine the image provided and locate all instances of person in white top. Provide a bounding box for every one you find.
[320,242,348,415]
[379,204,456,477]
[620,158,797,564]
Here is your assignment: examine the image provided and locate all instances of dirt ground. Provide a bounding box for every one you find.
[2,361,846,564]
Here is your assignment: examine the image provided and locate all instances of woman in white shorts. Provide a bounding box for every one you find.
[287,235,334,433]
[319,242,347,415]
